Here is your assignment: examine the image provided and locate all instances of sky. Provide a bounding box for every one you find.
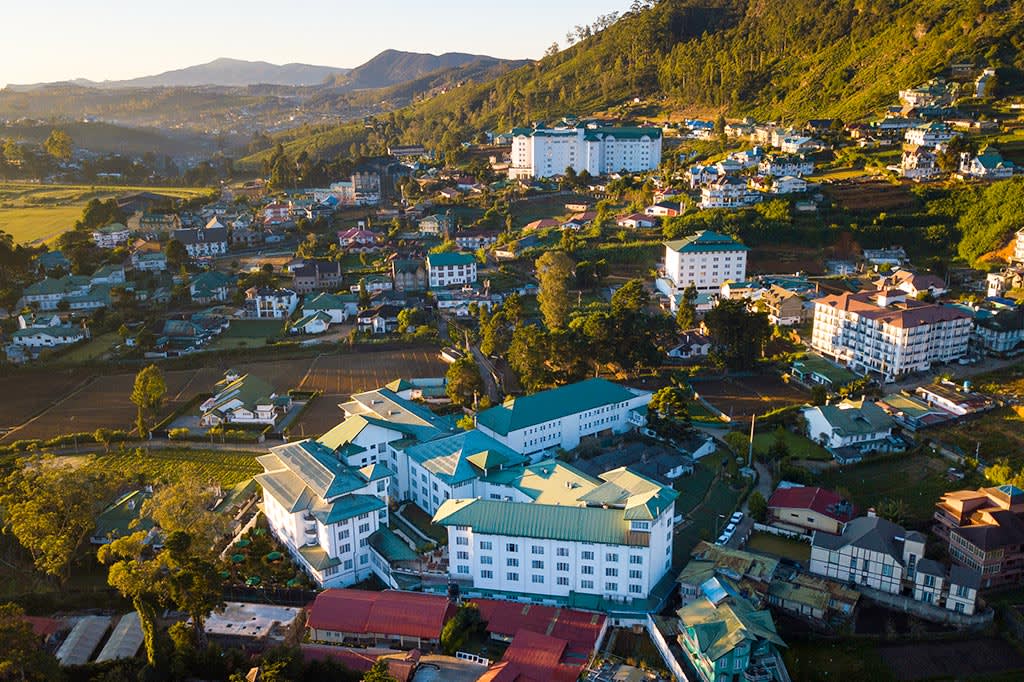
[0,0,626,86]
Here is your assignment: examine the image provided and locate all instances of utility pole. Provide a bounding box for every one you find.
[748,414,756,468]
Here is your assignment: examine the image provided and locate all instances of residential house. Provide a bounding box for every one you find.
[616,213,658,229]
[302,292,354,323]
[9,324,87,350]
[934,485,1024,590]
[306,590,454,650]
[810,289,972,381]
[435,466,677,602]
[862,247,908,268]
[523,218,562,232]
[454,230,499,250]
[664,230,749,294]
[758,154,814,177]
[667,330,712,360]
[959,146,1016,179]
[189,270,233,303]
[356,305,402,334]
[778,136,819,154]
[876,392,955,431]
[173,226,228,259]
[231,225,262,248]
[972,306,1024,354]
[292,260,343,294]
[351,274,393,295]
[263,202,290,225]
[290,311,333,335]
[200,371,292,427]
[763,175,808,194]
[900,145,940,180]
[767,486,856,536]
[803,399,899,462]
[21,274,106,312]
[245,287,298,319]
[91,223,130,249]
[677,542,780,605]
[904,122,955,148]
[914,382,995,417]
[761,285,806,325]
[91,264,125,286]
[33,250,71,273]
[700,176,760,209]
[686,164,722,189]
[789,354,859,391]
[337,228,382,252]
[130,251,167,272]
[426,252,477,288]
[508,123,662,178]
[1016,227,1024,265]
[474,377,651,456]
[899,80,956,108]
[418,213,454,237]
[562,211,597,230]
[645,201,684,217]
[874,269,947,298]
[391,258,427,292]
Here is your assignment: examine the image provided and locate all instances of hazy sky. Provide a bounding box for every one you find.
[0,0,625,86]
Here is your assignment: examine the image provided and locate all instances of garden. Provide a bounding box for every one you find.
[218,520,314,590]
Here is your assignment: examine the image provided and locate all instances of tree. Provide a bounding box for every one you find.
[397,307,426,333]
[141,470,231,550]
[358,278,371,309]
[610,278,649,314]
[0,602,61,681]
[480,311,512,357]
[440,603,486,655]
[43,129,73,162]
[99,532,169,668]
[536,250,575,330]
[131,364,167,436]
[675,283,699,330]
[508,325,550,391]
[363,659,398,682]
[163,531,224,648]
[748,491,768,522]
[810,384,828,406]
[704,299,771,371]
[647,386,692,440]
[0,456,115,582]
[876,498,909,526]
[446,357,485,407]
[165,239,188,270]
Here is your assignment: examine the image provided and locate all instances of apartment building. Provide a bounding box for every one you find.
[904,122,955,148]
[474,378,651,457]
[934,485,1024,589]
[172,226,228,259]
[434,466,677,602]
[244,287,299,319]
[91,223,130,249]
[664,230,749,294]
[508,123,662,179]
[810,289,972,381]
[426,252,477,288]
[699,176,760,209]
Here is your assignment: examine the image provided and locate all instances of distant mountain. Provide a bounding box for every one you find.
[8,58,350,90]
[331,50,513,91]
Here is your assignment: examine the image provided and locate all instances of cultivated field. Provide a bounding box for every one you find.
[0,181,212,245]
[91,448,262,487]
[822,179,917,212]
[747,245,825,275]
[0,346,448,443]
[692,374,808,420]
[877,638,1024,681]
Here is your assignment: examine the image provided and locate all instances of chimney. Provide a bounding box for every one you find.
[867,508,877,518]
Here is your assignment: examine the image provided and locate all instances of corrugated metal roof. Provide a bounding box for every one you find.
[476,378,643,435]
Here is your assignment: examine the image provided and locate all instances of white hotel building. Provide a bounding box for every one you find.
[810,289,972,381]
[663,230,749,294]
[508,124,662,179]
[435,466,677,603]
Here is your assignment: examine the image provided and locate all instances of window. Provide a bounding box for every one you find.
[344,559,353,570]
[457,565,469,574]
[557,576,570,586]
[359,538,367,548]
[506,543,518,553]
[531,545,544,555]
[629,569,643,580]
[339,543,351,554]
[605,582,618,592]
[629,584,643,594]
[629,555,643,565]
[481,570,493,579]
[456,537,469,546]
[360,554,368,565]
[480,555,493,565]
[581,565,594,575]
[507,572,519,582]
[480,541,492,551]
[358,523,370,534]
[532,560,544,570]
[581,580,594,589]
[557,562,570,572]
[457,551,469,561]
[507,558,519,567]
[338,529,350,540]
[581,551,594,561]
[605,568,618,577]
[882,564,893,577]
[531,575,544,584]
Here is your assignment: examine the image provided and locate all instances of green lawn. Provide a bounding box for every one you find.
[56,331,120,364]
[402,503,448,544]
[209,319,285,350]
[744,531,811,563]
[752,429,831,461]
[816,452,953,525]
[674,464,716,516]
[674,472,744,566]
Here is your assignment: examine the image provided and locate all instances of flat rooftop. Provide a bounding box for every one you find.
[202,601,302,640]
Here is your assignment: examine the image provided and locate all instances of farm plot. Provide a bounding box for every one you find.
[91,448,262,487]
[692,374,808,420]
[0,368,93,434]
[877,638,1024,681]
[822,179,917,212]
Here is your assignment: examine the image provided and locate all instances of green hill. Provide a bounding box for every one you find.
[246,0,1024,162]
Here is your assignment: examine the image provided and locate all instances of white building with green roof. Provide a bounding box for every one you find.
[509,123,663,179]
[474,378,651,457]
[199,371,292,427]
[434,464,678,602]
[664,230,749,294]
[426,252,477,288]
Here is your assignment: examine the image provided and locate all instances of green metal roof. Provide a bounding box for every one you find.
[427,252,476,268]
[677,593,785,662]
[480,459,601,504]
[315,493,385,525]
[579,467,680,520]
[93,490,153,543]
[368,527,419,563]
[810,399,893,437]
[791,353,858,386]
[11,325,84,340]
[433,498,644,546]
[403,429,527,486]
[298,544,341,571]
[203,373,277,418]
[303,292,348,310]
[664,230,749,254]
[476,378,642,435]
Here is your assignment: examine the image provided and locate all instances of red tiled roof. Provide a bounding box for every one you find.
[307,589,454,641]
[768,486,857,523]
[815,291,970,329]
[300,644,379,672]
[479,629,581,682]
[23,616,64,638]
[472,599,605,658]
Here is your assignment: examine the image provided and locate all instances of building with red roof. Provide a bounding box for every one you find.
[472,598,606,660]
[767,485,856,535]
[478,629,583,682]
[306,589,455,650]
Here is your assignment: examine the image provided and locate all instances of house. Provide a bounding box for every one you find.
[9,324,87,350]
[306,590,454,650]
[21,274,107,312]
[337,228,382,251]
[418,213,454,237]
[562,211,597,230]
[700,176,760,209]
[200,371,292,427]
[960,146,1016,180]
[904,122,955,148]
[758,154,814,177]
[357,305,402,334]
[900,79,956,108]
[874,269,947,298]
[231,225,262,248]
[523,218,562,232]
[91,223,130,249]
[810,290,972,381]
[475,378,651,456]
[875,392,955,431]
[686,164,722,188]
[33,250,71,273]
[914,382,994,417]
[435,466,677,602]
[291,311,333,335]
[244,287,298,319]
[172,226,228,259]
[862,247,908,267]
[351,274,393,295]
[391,258,427,292]
[426,252,477,288]
[189,270,233,303]
[677,542,780,605]
[767,486,857,536]
[803,399,899,462]
[778,136,818,154]
[255,440,394,587]
[302,292,354,323]
[291,260,343,294]
[509,123,663,178]
[766,175,808,194]
[934,485,1024,590]
[667,330,711,360]
[761,285,806,325]
[664,230,749,294]
[454,230,499,250]
[616,213,658,229]
[130,250,166,272]
[263,202,290,225]
[900,144,940,180]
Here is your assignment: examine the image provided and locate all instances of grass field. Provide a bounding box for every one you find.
[932,407,1024,468]
[207,319,286,350]
[0,181,213,245]
[55,332,120,364]
[752,429,831,460]
[784,639,895,682]
[692,374,808,420]
[817,453,952,524]
[90,447,262,487]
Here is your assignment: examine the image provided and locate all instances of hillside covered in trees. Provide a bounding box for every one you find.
[244,0,1024,163]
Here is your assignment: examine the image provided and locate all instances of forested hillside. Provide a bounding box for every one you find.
[247,0,1024,162]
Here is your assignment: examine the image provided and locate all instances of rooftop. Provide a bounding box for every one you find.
[665,230,749,254]
[307,589,454,640]
[476,378,644,435]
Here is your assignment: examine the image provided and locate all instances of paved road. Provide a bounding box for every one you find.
[743,460,773,513]
[889,354,1021,391]
[470,346,502,404]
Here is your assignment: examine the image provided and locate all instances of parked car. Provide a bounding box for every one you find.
[730,511,744,524]
[725,523,737,535]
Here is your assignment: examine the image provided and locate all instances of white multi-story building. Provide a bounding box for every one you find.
[803,399,897,457]
[663,230,749,294]
[810,290,972,381]
[959,146,1016,180]
[474,378,651,457]
[256,439,395,588]
[699,176,760,209]
[244,287,298,319]
[904,122,955,148]
[426,252,477,288]
[509,123,662,179]
[172,227,228,259]
[758,154,814,177]
[899,145,940,180]
[91,223,130,249]
[435,466,677,602]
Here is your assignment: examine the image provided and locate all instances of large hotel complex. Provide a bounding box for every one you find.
[508,123,663,179]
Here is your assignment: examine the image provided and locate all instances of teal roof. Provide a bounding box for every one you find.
[434,498,647,546]
[304,292,347,311]
[368,527,419,563]
[317,493,385,525]
[298,544,341,571]
[403,429,527,486]
[476,378,642,435]
[811,399,893,437]
[427,252,476,268]
[204,373,278,418]
[93,490,153,543]
[11,325,84,340]
[677,593,785,662]
[665,230,749,254]
[579,467,680,521]
[292,312,332,329]
[94,223,128,234]
[259,439,373,501]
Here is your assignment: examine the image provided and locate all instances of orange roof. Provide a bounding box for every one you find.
[478,629,581,682]
[815,291,969,329]
[307,589,454,641]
